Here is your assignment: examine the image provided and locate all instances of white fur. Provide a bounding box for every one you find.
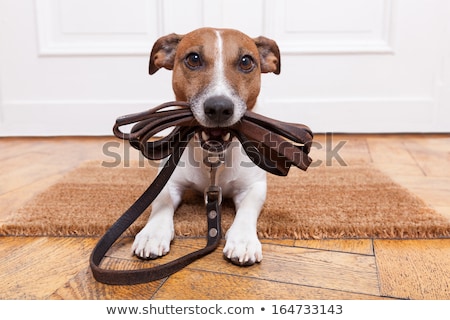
[132,30,267,265]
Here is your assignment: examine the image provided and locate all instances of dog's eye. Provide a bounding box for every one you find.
[239,55,255,73]
[185,53,202,69]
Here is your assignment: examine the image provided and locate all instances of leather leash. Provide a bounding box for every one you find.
[90,101,313,285]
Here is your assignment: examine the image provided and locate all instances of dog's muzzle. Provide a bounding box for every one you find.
[197,95,236,153]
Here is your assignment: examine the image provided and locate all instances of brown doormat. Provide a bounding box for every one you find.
[2,161,450,239]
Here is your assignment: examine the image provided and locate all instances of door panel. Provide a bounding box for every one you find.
[0,0,449,135]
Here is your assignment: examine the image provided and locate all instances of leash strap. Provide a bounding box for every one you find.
[90,130,223,285]
[90,101,313,285]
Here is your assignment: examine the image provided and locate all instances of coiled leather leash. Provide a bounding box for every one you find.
[90,101,313,285]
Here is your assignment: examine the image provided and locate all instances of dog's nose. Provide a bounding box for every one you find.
[203,96,234,124]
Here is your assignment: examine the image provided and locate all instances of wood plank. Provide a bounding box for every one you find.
[294,239,374,255]
[0,138,51,161]
[388,175,450,208]
[374,239,450,299]
[153,269,388,300]
[187,243,379,296]
[255,243,379,296]
[49,267,163,300]
[0,236,38,256]
[309,134,372,167]
[366,137,425,176]
[261,239,295,246]
[403,137,450,177]
[0,237,97,299]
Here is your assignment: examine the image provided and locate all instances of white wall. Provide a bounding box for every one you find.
[0,0,449,136]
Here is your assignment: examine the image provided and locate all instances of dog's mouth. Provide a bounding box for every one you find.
[196,128,234,153]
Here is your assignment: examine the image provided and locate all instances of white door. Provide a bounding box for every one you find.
[0,0,449,135]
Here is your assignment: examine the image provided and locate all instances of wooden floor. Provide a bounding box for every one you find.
[1,134,449,300]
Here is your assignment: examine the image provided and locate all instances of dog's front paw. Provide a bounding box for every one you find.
[132,223,174,260]
[223,227,262,266]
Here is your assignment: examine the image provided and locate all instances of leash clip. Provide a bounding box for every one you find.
[203,153,224,205]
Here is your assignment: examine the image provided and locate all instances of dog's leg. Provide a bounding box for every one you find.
[132,181,183,259]
[223,173,267,266]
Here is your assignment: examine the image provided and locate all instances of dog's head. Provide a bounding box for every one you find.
[149,27,280,152]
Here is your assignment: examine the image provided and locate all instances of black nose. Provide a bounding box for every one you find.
[203,96,234,124]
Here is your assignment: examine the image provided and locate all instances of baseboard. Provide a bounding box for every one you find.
[0,97,445,136]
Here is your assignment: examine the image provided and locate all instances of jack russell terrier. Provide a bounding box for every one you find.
[132,27,281,266]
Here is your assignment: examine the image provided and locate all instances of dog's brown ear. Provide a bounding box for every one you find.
[254,36,281,75]
[149,33,183,75]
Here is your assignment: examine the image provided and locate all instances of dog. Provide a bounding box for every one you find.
[132,27,281,266]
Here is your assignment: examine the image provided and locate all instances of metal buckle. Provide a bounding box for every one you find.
[204,185,222,206]
[203,153,224,205]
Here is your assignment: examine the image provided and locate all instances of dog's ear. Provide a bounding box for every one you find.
[254,36,281,75]
[149,33,183,75]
